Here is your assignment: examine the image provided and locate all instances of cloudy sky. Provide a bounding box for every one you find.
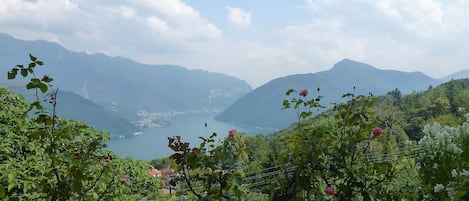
[1,0,469,88]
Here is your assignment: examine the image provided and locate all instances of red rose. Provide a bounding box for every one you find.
[324,186,336,196]
[372,127,383,137]
[299,89,309,97]
[228,130,236,138]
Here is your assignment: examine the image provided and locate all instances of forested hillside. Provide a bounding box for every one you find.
[162,79,469,200]
[379,79,469,140]
[216,59,438,130]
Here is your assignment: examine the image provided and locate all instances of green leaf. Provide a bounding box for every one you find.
[30,101,43,111]
[220,153,227,162]
[285,88,295,96]
[282,99,291,109]
[39,82,48,93]
[300,111,312,119]
[29,53,37,61]
[0,185,4,198]
[20,68,28,77]
[41,75,53,83]
[26,82,35,90]
[28,62,36,68]
[7,69,18,79]
[36,60,44,65]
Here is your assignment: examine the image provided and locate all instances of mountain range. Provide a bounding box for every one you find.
[0,33,251,136]
[2,33,468,135]
[215,59,468,131]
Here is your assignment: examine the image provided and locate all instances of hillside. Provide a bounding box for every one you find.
[440,69,469,82]
[216,59,438,130]
[0,33,252,136]
[390,78,469,140]
[7,88,141,137]
[0,33,252,113]
[265,78,469,141]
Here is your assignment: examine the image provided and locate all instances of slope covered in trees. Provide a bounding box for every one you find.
[379,79,469,140]
[163,79,469,200]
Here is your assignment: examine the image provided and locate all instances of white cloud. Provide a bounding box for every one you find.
[290,0,469,77]
[147,16,170,35]
[0,0,222,63]
[227,6,252,27]
[1,0,469,87]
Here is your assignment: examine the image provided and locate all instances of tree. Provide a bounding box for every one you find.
[1,55,160,200]
[454,89,469,111]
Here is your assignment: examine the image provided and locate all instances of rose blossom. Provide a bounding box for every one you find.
[372,127,383,137]
[299,89,308,97]
[324,186,336,196]
[228,130,236,138]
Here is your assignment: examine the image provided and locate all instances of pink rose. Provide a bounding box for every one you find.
[324,186,336,196]
[228,130,236,138]
[299,89,309,97]
[372,127,383,137]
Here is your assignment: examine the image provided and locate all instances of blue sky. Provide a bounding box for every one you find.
[1,0,469,87]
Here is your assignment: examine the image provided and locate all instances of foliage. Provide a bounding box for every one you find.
[168,131,249,200]
[395,79,469,140]
[165,81,469,200]
[1,55,160,200]
[274,89,407,200]
[150,157,178,170]
[415,121,469,200]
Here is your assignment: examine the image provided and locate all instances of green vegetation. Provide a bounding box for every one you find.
[169,82,469,200]
[1,55,162,200]
[2,55,468,200]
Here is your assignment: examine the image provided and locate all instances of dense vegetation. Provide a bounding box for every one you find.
[0,55,165,200]
[2,55,468,200]
[169,81,469,200]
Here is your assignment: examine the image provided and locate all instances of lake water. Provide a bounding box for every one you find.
[106,112,272,160]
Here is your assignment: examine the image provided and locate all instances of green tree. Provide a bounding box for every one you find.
[1,55,160,200]
[454,89,469,111]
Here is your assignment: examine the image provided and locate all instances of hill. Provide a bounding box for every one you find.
[0,33,252,113]
[440,69,469,82]
[0,33,252,136]
[5,87,141,137]
[215,59,438,130]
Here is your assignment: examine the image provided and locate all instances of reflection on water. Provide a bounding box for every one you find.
[106,112,270,160]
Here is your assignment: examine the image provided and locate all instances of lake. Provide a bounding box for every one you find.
[106,112,272,160]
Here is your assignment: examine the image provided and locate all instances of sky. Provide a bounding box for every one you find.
[1,0,469,88]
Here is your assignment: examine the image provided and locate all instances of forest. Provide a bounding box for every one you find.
[1,56,468,200]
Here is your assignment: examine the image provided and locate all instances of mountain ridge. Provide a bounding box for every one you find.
[216,59,443,131]
[0,33,252,136]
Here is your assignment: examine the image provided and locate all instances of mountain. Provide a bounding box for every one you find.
[0,33,252,136]
[10,88,141,137]
[439,69,469,83]
[215,59,439,131]
[0,33,252,114]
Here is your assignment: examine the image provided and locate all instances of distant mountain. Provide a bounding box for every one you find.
[0,33,252,113]
[440,69,469,83]
[216,59,439,131]
[0,33,252,136]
